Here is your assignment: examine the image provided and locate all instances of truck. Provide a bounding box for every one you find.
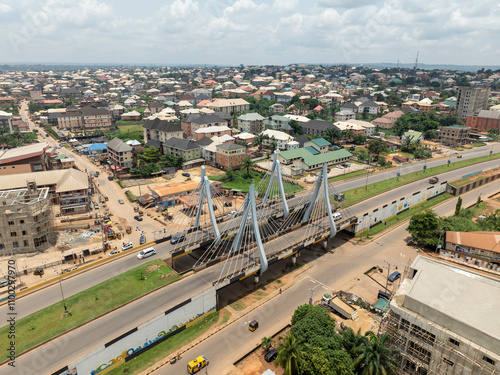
[321,294,359,320]
[429,176,439,184]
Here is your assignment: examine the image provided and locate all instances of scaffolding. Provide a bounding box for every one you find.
[0,182,55,256]
[380,262,500,375]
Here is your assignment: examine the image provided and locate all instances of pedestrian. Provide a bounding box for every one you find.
[279,288,282,294]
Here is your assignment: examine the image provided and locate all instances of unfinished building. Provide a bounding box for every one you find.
[382,255,500,375]
[0,182,55,256]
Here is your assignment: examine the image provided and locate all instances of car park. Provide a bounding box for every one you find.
[264,348,278,363]
[134,215,143,221]
[170,234,186,244]
[137,247,156,259]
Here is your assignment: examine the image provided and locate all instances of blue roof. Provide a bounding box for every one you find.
[85,143,107,151]
[304,146,320,155]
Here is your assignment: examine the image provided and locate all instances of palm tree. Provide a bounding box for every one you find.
[324,127,341,145]
[261,336,273,352]
[339,326,366,358]
[275,332,304,375]
[341,129,352,143]
[270,140,278,151]
[353,331,399,375]
[241,157,253,177]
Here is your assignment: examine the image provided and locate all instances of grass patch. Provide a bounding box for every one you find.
[230,300,247,311]
[449,167,499,188]
[342,153,500,207]
[328,169,368,183]
[356,193,453,238]
[471,142,487,147]
[116,123,144,131]
[125,190,137,202]
[219,309,231,326]
[254,290,268,297]
[106,311,219,375]
[0,260,180,355]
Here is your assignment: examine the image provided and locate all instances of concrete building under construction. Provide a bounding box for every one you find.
[0,182,55,256]
[382,256,500,375]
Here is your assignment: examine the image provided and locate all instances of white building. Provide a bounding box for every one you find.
[261,129,296,150]
[386,256,500,375]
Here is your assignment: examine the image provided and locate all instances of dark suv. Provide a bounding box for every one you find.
[264,348,278,363]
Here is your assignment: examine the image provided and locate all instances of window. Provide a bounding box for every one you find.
[20,220,24,224]
[8,221,14,225]
[23,240,28,247]
[449,338,460,347]
[13,241,19,248]
[10,232,16,237]
[22,231,26,236]
[483,356,495,365]
[443,358,454,366]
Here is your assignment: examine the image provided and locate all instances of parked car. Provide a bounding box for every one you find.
[182,172,190,177]
[137,247,156,260]
[224,202,233,207]
[118,199,124,204]
[228,210,237,217]
[108,249,121,256]
[264,348,278,363]
[107,176,114,181]
[170,234,186,244]
[0,279,9,288]
[388,271,401,282]
[134,215,143,221]
[122,242,133,251]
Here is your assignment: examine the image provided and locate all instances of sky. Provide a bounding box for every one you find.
[1,0,499,66]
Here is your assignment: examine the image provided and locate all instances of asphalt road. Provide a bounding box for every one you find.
[4,179,497,375]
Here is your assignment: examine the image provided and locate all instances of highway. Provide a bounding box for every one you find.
[3,176,498,375]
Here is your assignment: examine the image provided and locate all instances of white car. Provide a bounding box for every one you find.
[228,210,237,216]
[109,249,121,256]
[137,247,156,259]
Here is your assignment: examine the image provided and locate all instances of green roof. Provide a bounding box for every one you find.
[310,138,331,147]
[304,146,320,155]
[374,298,390,312]
[279,148,352,167]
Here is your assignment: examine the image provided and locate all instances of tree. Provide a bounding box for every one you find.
[352,134,367,145]
[324,127,341,144]
[289,120,302,136]
[339,327,366,358]
[261,336,273,352]
[408,209,441,247]
[353,331,399,375]
[161,154,184,168]
[393,112,439,136]
[275,333,304,375]
[341,129,352,143]
[455,196,462,216]
[367,139,387,158]
[241,157,254,177]
[139,146,161,163]
[270,140,278,151]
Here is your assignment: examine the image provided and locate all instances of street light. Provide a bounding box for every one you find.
[384,261,391,293]
[364,153,372,190]
[54,266,68,313]
[309,288,315,305]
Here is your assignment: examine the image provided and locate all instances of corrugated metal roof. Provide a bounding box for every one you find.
[0,169,88,192]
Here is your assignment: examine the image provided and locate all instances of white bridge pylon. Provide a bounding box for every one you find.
[193,166,220,243]
[260,151,289,218]
[302,163,337,238]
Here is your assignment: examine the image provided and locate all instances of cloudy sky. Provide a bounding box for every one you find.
[1,0,499,66]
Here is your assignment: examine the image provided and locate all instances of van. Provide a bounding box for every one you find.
[122,242,133,251]
[332,212,342,221]
[388,271,401,282]
[137,247,156,260]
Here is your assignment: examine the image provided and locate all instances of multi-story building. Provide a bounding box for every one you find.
[0,142,50,175]
[0,110,13,133]
[465,110,500,132]
[162,137,201,162]
[194,126,231,141]
[107,137,134,170]
[439,126,471,146]
[334,110,356,122]
[264,115,291,131]
[0,182,55,256]
[301,119,333,137]
[261,129,296,150]
[215,143,246,170]
[57,106,112,131]
[204,98,250,115]
[57,108,84,130]
[143,118,184,147]
[237,113,265,134]
[385,255,500,375]
[456,87,490,119]
[181,113,231,138]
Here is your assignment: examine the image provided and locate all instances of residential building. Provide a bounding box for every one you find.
[333,121,366,136]
[439,126,471,146]
[203,98,250,115]
[237,113,265,134]
[278,148,352,173]
[57,108,83,130]
[0,110,13,133]
[465,110,500,132]
[107,137,134,170]
[385,255,500,375]
[0,183,54,256]
[194,125,231,141]
[456,87,490,119]
[371,117,394,129]
[264,115,291,131]
[11,118,29,132]
[0,169,90,216]
[181,113,231,137]
[402,101,433,113]
[261,129,296,150]
[445,96,457,109]
[357,100,380,114]
[150,181,201,207]
[402,130,424,144]
[269,103,285,113]
[301,119,333,137]
[143,118,184,146]
[121,110,142,121]
[163,137,201,161]
[441,231,500,272]
[81,106,112,131]
[216,143,246,170]
[0,142,50,175]
[304,138,331,154]
[345,119,375,137]
[334,110,356,122]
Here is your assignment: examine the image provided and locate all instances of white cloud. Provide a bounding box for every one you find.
[0,4,11,13]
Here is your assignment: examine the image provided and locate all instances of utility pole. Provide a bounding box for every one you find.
[364,153,372,190]
[384,262,391,293]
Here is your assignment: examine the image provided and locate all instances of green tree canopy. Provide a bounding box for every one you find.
[353,331,399,375]
[367,138,387,157]
[393,112,439,136]
[407,209,441,247]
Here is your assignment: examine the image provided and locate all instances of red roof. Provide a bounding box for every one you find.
[313,105,323,111]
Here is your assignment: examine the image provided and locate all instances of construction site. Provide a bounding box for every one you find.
[0,182,55,257]
[380,256,500,375]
